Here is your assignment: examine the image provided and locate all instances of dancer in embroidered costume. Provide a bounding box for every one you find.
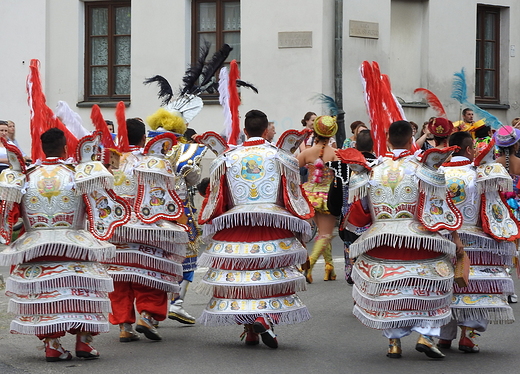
[107,116,188,341]
[298,115,340,283]
[167,142,207,324]
[196,109,313,348]
[437,131,518,353]
[141,43,233,327]
[495,126,520,221]
[0,128,130,361]
[495,126,520,304]
[338,120,464,359]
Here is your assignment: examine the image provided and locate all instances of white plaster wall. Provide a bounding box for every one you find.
[422,0,480,122]
[129,1,190,123]
[0,0,47,155]
[342,0,392,129]
[192,0,334,139]
[399,0,520,124]
[389,0,426,101]
[46,0,83,121]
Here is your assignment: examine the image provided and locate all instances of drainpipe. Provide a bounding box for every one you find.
[334,0,345,147]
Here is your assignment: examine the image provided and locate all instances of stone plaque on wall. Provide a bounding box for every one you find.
[349,20,379,39]
[278,32,313,48]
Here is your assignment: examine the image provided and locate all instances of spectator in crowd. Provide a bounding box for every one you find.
[342,121,367,149]
[5,120,29,161]
[264,122,276,143]
[0,121,11,172]
[416,119,436,150]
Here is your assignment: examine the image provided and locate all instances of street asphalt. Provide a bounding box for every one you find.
[1,235,519,374]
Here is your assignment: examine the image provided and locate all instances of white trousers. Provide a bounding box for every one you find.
[438,317,488,340]
[383,324,440,339]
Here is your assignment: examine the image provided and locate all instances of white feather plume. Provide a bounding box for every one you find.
[218,66,232,141]
[54,101,90,139]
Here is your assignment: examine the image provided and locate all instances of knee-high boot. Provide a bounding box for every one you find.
[322,243,336,281]
[305,235,332,283]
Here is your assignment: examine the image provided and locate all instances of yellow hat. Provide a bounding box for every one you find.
[313,116,338,138]
[146,108,187,134]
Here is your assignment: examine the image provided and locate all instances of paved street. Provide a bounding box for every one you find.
[1,235,519,374]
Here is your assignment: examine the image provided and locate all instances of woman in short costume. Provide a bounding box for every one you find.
[298,116,339,282]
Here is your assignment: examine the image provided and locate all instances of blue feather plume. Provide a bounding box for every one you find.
[313,94,338,116]
[465,103,503,130]
[451,68,468,104]
[450,67,502,130]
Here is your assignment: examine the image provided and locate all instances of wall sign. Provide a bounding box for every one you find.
[349,20,379,39]
[278,32,313,48]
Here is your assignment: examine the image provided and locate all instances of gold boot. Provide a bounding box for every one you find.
[307,236,330,283]
[323,243,336,281]
[305,257,316,283]
[387,338,402,358]
[416,334,445,358]
[324,264,336,281]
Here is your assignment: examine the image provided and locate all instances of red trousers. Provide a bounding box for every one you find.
[108,281,168,325]
[37,330,98,340]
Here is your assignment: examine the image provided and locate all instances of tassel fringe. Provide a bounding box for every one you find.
[109,272,180,293]
[453,279,514,294]
[348,185,369,204]
[204,213,312,241]
[352,285,451,312]
[10,319,110,335]
[195,277,307,299]
[465,249,514,266]
[351,268,454,295]
[0,243,116,267]
[477,178,512,194]
[8,299,112,315]
[197,307,311,326]
[6,276,114,295]
[418,179,445,198]
[353,305,452,330]
[111,226,188,252]
[0,187,23,203]
[457,231,516,254]
[108,251,183,276]
[197,250,307,270]
[452,306,514,324]
[74,176,114,195]
[349,233,455,258]
[135,172,176,191]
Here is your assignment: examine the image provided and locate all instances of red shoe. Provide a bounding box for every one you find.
[253,317,278,349]
[76,332,100,359]
[240,324,259,346]
[459,332,480,353]
[44,338,72,362]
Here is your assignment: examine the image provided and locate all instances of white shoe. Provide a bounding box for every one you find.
[168,299,196,324]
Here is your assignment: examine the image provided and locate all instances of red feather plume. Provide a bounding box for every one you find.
[414,88,447,118]
[360,61,406,157]
[381,74,404,124]
[26,59,78,161]
[91,105,116,149]
[360,61,387,156]
[228,60,241,146]
[116,101,130,152]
